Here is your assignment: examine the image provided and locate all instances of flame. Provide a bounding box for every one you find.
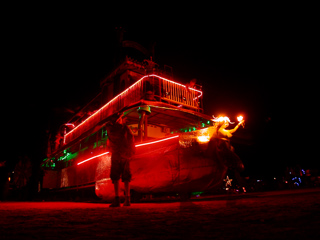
[197,135,210,143]
[196,128,210,143]
[237,116,243,122]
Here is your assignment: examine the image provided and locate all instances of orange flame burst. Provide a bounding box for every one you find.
[197,135,210,143]
[212,116,233,123]
[197,128,210,143]
[237,116,243,122]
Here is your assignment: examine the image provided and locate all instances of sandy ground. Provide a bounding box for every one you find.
[1,188,320,240]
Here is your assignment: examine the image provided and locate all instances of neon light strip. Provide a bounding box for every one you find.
[149,74,202,101]
[66,75,149,138]
[77,152,110,166]
[135,135,179,147]
[193,92,203,100]
[148,74,202,94]
[66,75,202,139]
[77,135,179,165]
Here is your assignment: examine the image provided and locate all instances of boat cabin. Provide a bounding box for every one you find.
[42,57,211,173]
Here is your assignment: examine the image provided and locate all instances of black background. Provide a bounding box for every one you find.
[3,4,317,178]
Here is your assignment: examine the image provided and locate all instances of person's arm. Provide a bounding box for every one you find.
[219,128,233,138]
[125,125,136,155]
[229,120,244,134]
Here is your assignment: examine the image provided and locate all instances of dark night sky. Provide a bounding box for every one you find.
[4,5,317,175]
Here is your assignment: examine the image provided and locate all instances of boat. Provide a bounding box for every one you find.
[41,56,243,201]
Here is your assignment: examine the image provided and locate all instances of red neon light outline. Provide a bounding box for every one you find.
[66,75,202,140]
[66,75,149,138]
[77,152,110,166]
[77,135,179,165]
[148,74,202,94]
[135,135,179,147]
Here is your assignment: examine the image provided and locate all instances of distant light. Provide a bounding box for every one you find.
[223,175,232,187]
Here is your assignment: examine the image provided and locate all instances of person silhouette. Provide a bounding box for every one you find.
[212,116,246,192]
[106,113,135,207]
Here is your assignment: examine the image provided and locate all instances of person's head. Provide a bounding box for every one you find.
[213,121,227,130]
[212,116,233,129]
[110,113,124,124]
[117,113,129,124]
[120,115,128,124]
[221,120,229,129]
[190,78,197,87]
[115,113,126,124]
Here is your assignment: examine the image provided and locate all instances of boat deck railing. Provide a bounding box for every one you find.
[63,74,203,145]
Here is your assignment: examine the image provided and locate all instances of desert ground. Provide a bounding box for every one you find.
[1,188,319,240]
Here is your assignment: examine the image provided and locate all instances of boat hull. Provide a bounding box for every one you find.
[43,135,243,201]
[95,136,231,200]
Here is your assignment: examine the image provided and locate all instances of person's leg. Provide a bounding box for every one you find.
[114,180,120,197]
[122,158,132,206]
[123,181,130,206]
[109,180,121,207]
[124,181,130,196]
[110,155,121,207]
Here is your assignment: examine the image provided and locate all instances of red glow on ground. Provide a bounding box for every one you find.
[1,189,320,239]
